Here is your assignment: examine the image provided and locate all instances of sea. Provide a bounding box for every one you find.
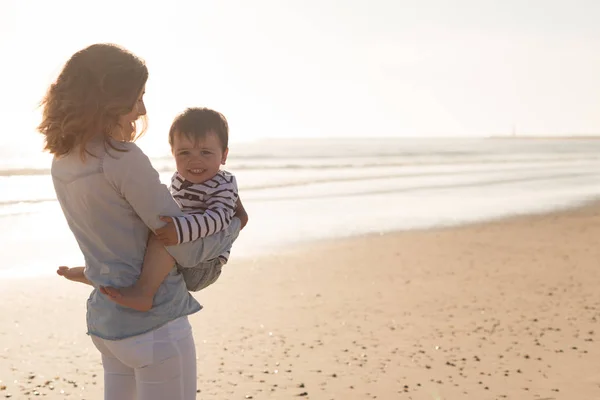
[2,137,600,278]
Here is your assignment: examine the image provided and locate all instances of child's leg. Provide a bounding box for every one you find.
[180,257,223,292]
[101,233,175,312]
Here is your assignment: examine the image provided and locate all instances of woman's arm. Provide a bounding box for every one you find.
[102,143,241,267]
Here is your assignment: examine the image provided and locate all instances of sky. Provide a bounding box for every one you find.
[1,0,600,156]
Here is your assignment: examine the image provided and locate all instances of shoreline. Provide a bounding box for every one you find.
[1,197,598,281]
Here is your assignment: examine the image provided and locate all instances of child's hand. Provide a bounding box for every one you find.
[156,216,179,246]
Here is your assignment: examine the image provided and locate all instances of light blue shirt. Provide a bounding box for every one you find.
[51,139,240,340]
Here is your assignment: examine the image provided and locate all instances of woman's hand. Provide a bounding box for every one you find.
[235,197,249,230]
[155,217,179,246]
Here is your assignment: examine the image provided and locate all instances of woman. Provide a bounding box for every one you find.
[38,43,244,400]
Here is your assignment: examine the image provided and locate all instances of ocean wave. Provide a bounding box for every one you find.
[1,161,598,209]
[2,169,596,216]
[246,171,600,202]
[0,198,57,208]
[0,168,51,177]
[3,154,599,177]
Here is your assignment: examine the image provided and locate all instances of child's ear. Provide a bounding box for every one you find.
[221,148,229,165]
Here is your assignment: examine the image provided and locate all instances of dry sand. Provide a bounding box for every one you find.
[1,204,600,399]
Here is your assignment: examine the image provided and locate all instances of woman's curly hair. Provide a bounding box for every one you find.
[38,43,148,159]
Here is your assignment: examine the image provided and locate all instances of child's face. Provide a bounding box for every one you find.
[172,130,228,184]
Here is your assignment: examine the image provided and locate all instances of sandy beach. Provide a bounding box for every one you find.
[2,204,600,400]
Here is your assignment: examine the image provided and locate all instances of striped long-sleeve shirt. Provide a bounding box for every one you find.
[169,170,238,261]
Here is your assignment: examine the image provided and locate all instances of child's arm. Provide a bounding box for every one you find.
[157,176,239,246]
[57,266,93,286]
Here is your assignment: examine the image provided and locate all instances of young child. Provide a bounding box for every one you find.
[58,107,244,311]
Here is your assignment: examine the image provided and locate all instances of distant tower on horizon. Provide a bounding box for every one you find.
[511,124,517,137]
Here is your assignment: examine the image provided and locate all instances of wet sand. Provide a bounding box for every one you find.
[1,204,600,399]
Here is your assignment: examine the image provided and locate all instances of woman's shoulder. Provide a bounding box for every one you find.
[108,139,144,154]
[102,140,147,163]
[101,140,154,178]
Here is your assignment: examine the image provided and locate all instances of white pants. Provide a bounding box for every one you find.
[91,316,197,400]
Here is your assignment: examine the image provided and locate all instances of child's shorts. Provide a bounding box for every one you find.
[177,257,225,292]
